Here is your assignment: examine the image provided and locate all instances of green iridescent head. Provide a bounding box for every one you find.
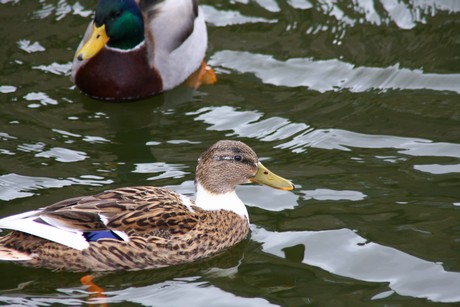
[94,0,144,49]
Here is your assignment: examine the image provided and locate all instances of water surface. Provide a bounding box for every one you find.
[0,0,459,305]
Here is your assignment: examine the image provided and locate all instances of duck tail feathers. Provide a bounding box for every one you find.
[0,246,32,261]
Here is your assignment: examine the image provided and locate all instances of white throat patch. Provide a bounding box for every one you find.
[195,183,249,221]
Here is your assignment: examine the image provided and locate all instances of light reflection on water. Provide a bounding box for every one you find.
[133,162,190,180]
[193,105,460,157]
[0,277,278,307]
[0,173,113,201]
[0,0,459,305]
[202,5,277,26]
[253,226,460,303]
[210,50,460,94]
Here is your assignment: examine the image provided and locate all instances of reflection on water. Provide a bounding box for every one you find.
[1,225,459,304]
[210,50,460,94]
[0,276,278,307]
[414,163,460,175]
[88,277,277,307]
[17,40,45,53]
[24,92,58,108]
[33,62,72,76]
[202,5,277,26]
[0,0,459,305]
[253,226,460,303]
[133,162,190,180]
[0,173,112,201]
[193,105,460,157]
[207,0,460,28]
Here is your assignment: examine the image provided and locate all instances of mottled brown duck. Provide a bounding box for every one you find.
[0,140,294,272]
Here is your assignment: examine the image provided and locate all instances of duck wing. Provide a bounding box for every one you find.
[0,186,198,251]
[140,0,199,53]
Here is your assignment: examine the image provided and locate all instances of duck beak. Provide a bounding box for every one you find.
[75,23,109,61]
[250,162,295,191]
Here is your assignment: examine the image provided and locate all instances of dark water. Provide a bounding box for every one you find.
[1,0,460,305]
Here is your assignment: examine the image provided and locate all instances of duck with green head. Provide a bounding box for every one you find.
[0,140,294,272]
[72,0,215,100]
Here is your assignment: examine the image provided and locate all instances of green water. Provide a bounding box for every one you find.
[1,0,460,305]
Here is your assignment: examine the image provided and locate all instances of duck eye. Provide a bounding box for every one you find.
[234,155,242,162]
[111,11,121,19]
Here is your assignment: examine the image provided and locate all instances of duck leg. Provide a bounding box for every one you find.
[186,61,217,89]
[80,275,107,307]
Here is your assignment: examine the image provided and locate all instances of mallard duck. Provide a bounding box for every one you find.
[71,0,216,100]
[0,140,294,272]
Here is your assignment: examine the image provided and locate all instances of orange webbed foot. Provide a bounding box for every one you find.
[186,61,217,89]
[80,275,107,307]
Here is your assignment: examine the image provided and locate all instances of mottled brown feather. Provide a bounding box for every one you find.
[40,186,199,236]
[0,185,249,271]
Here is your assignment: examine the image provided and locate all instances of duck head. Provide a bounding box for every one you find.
[76,0,144,61]
[196,140,295,195]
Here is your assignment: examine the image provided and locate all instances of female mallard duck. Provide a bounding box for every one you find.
[0,140,294,272]
[71,0,216,100]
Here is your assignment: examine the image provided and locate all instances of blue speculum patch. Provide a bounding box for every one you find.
[83,230,123,242]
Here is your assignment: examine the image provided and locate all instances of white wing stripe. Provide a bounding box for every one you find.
[0,210,42,225]
[0,217,89,251]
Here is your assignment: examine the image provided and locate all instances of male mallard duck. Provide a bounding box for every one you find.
[0,140,294,272]
[71,0,216,100]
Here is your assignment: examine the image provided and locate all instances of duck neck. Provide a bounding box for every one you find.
[109,36,144,50]
[195,182,249,221]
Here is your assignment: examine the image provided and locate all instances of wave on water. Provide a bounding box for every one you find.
[210,51,460,94]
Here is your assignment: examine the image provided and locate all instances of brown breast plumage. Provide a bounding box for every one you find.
[74,45,163,100]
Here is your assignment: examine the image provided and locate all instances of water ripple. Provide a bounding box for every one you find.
[0,276,277,307]
[0,173,112,201]
[52,129,110,144]
[192,106,460,158]
[17,40,45,53]
[0,86,16,94]
[32,1,91,20]
[301,189,367,201]
[208,0,460,31]
[91,277,276,306]
[252,226,460,303]
[133,162,189,181]
[414,163,460,175]
[253,0,280,12]
[202,5,276,26]
[210,50,460,94]
[287,0,313,10]
[33,62,71,76]
[35,147,87,163]
[23,92,58,108]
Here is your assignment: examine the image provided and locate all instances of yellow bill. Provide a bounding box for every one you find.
[75,23,109,61]
[250,162,295,191]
